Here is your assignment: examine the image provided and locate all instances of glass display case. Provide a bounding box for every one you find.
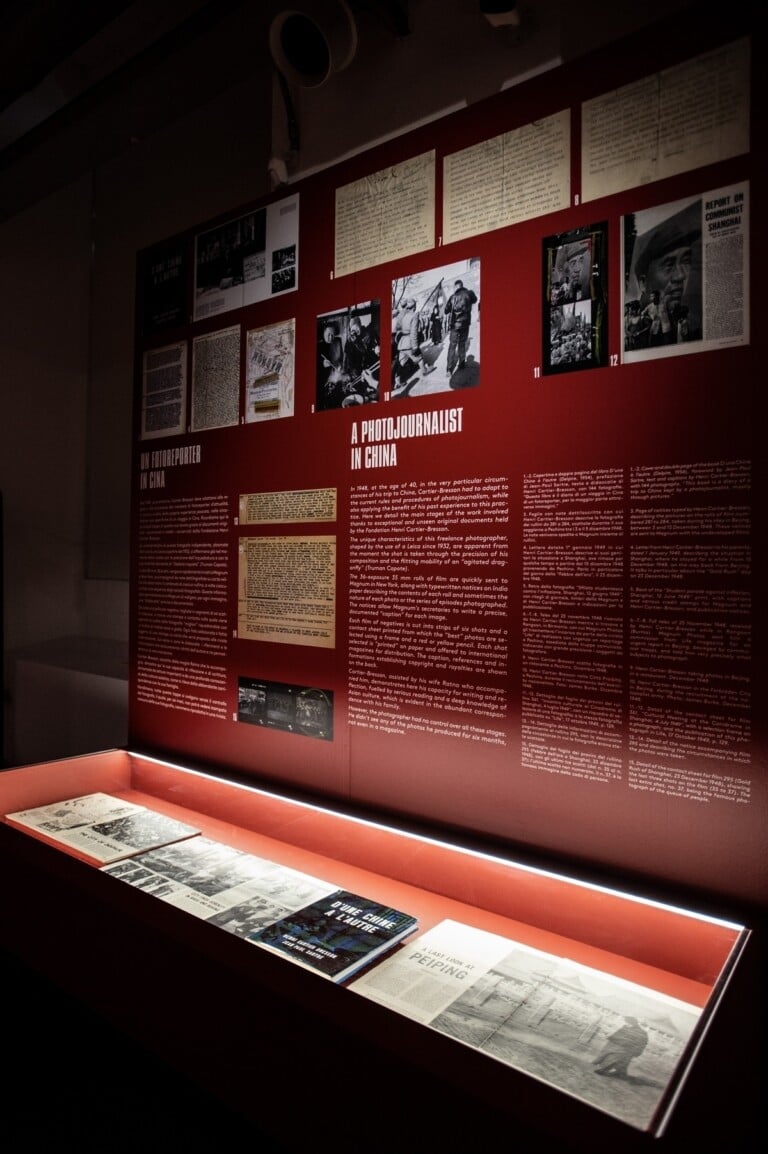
[0,747,753,1153]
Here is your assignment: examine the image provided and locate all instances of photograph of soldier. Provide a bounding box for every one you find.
[623,197,702,355]
[391,257,480,397]
[428,942,700,1131]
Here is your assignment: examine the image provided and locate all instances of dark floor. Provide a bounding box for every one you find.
[2,940,763,1154]
[1,948,289,1152]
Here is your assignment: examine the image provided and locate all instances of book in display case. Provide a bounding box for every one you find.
[0,747,759,1154]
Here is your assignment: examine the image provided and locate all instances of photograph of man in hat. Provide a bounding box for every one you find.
[624,197,702,353]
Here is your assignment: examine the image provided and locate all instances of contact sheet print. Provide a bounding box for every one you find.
[193,193,299,322]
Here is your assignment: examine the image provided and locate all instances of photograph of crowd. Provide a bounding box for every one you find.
[390,258,480,398]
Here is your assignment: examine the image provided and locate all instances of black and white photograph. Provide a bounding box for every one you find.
[206,895,298,938]
[543,223,607,375]
[105,837,262,898]
[102,836,337,936]
[623,196,703,358]
[315,300,381,411]
[193,193,299,321]
[5,792,201,863]
[238,677,334,740]
[194,207,266,320]
[622,183,749,364]
[622,182,742,362]
[350,918,702,1132]
[431,945,700,1131]
[390,258,480,398]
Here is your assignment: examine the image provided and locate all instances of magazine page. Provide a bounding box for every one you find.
[102,836,337,938]
[622,182,748,363]
[193,194,299,322]
[350,919,702,1131]
[4,793,201,864]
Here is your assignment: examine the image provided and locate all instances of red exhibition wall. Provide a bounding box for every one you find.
[130,15,764,909]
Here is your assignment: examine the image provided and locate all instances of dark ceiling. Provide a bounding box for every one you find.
[0,0,280,220]
[0,1,135,113]
[0,0,417,223]
[0,1,412,193]
[0,2,254,157]
[0,0,412,149]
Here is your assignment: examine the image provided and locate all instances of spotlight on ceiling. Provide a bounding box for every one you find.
[479,1,521,28]
[269,1,358,88]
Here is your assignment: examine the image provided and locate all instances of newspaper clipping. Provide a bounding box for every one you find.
[622,182,749,363]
